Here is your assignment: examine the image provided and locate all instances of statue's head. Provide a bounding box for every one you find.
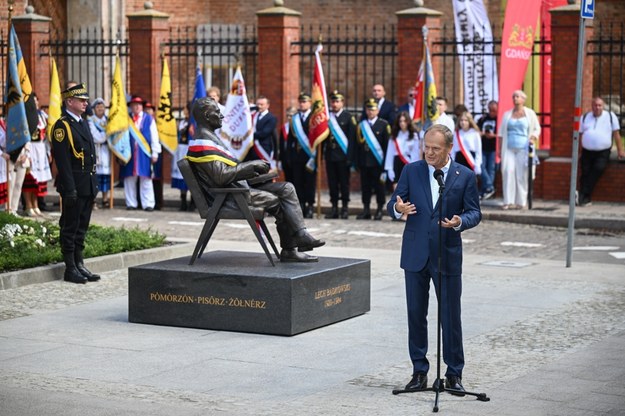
[192,97,223,131]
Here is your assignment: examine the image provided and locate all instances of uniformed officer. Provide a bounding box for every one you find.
[51,83,100,284]
[286,92,315,218]
[356,98,390,220]
[324,90,356,219]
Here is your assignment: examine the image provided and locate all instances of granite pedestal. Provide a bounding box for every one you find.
[128,251,371,335]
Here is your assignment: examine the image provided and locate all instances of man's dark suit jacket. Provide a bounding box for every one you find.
[387,159,481,276]
[245,111,277,162]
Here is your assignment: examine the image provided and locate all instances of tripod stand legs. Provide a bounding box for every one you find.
[392,378,490,413]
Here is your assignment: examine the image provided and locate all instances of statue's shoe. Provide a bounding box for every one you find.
[280,249,319,263]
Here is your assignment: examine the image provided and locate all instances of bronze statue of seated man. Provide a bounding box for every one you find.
[185,97,325,262]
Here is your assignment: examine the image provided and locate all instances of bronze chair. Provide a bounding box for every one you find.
[177,159,280,266]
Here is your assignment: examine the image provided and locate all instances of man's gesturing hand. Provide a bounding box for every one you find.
[394,195,416,216]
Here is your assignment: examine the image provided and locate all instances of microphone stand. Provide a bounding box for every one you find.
[392,175,489,412]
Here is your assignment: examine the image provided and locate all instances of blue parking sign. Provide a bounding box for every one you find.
[581,0,595,19]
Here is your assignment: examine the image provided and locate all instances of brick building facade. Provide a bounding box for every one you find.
[2,0,624,203]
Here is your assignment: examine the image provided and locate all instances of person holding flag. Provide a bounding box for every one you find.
[120,96,161,211]
[287,92,315,218]
[324,90,356,219]
[355,98,391,220]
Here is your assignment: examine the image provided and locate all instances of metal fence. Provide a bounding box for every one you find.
[588,21,625,129]
[164,24,258,115]
[41,27,130,107]
[293,24,397,114]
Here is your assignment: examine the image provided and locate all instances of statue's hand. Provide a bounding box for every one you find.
[250,160,270,174]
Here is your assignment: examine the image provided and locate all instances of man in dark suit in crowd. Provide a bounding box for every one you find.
[362,84,397,124]
[388,124,481,395]
[356,98,390,220]
[244,95,278,169]
[397,86,417,120]
[51,83,100,284]
[324,90,356,219]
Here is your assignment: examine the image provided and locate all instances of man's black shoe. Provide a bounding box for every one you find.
[405,373,428,391]
[64,268,87,284]
[280,249,318,263]
[76,263,101,282]
[294,230,325,252]
[445,376,466,396]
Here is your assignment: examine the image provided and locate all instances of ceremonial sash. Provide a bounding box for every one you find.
[281,123,289,142]
[253,140,276,169]
[329,113,348,155]
[359,120,384,166]
[89,116,107,133]
[456,130,476,170]
[292,114,316,170]
[393,137,411,165]
[185,138,239,166]
[130,115,151,158]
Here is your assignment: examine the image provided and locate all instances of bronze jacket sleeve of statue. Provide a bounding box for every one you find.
[201,160,259,187]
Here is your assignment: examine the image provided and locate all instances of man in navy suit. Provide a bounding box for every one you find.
[387,124,481,395]
[361,84,397,124]
[244,96,278,169]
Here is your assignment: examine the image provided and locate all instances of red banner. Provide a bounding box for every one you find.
[497,0,543,158]
[309,44,329,149]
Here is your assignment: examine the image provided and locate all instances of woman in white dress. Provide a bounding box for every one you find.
[384,111,421,189]
[22,94,52,217]
[452,111,482,177]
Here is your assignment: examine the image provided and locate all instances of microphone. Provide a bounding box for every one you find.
[433,169,445,189]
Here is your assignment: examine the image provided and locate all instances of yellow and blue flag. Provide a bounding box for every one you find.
[156,58,178,154]
[5,25,32,153]
[47,57,62,139]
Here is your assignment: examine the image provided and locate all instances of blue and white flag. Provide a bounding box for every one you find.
[5,25,31,153]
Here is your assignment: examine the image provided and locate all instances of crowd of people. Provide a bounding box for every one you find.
[1,82,623,217]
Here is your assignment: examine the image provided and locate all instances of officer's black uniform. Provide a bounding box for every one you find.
[51,84,99,284]
[356,99,390,220]
[324,91,357,219]
[287,93,316,218]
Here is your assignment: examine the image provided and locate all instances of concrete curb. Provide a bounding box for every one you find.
[0,240,194,291]
[482,212,623,231]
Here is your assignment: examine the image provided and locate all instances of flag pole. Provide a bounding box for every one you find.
[421,26,428,129]
[110,42,122,210]
[5,1,15,213]
[315,36,323,219]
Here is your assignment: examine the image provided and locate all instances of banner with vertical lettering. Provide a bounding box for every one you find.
[497,0,543,135]
[220,66,253,160]
[452,0,498,116]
